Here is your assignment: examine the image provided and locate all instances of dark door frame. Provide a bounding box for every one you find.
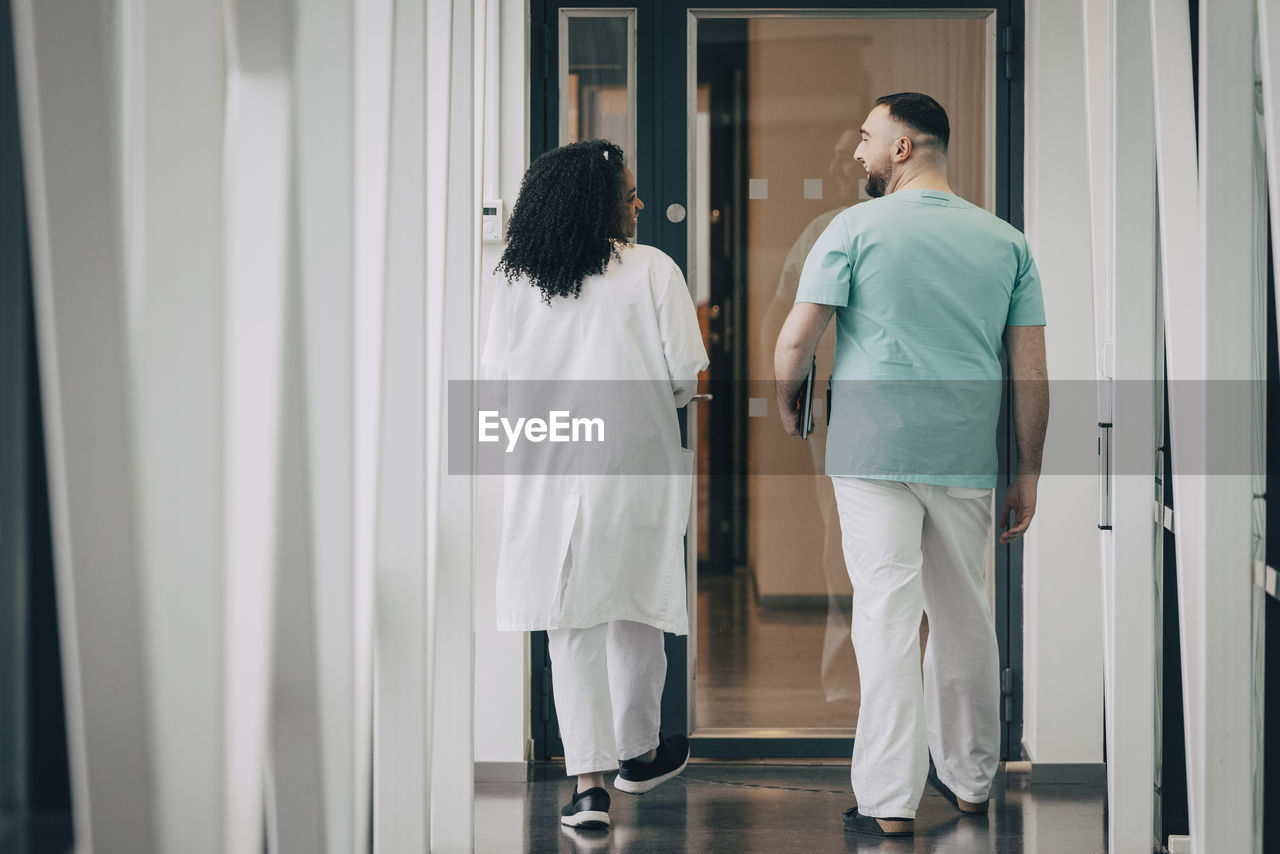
[531,0,1024,762]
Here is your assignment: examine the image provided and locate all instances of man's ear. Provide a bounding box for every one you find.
[894,136,912,162]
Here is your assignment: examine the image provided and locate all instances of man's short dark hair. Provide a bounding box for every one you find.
[875,92,950,154]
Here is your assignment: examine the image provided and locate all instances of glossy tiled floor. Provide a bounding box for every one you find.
[475,762,1107,854]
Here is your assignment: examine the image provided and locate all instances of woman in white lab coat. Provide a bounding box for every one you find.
[484,140,708,830]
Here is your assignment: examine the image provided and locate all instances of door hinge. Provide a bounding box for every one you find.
[542,665,553,720]
[1001,667,1015,722]
[1002,26,1018,81]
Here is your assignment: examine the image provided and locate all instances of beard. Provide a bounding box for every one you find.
[865,163,890,198]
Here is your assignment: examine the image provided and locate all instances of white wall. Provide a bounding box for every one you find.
[473,0,531,770]
[1020,0,1105,764]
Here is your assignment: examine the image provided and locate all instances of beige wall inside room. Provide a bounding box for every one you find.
[744,15,991,599]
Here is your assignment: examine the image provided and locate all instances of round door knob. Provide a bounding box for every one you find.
[666,203,687,223]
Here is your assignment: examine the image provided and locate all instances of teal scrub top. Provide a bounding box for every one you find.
[794,188,1046,488]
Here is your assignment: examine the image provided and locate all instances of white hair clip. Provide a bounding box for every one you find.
[602,149,609,160]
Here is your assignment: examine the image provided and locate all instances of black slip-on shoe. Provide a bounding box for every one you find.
[927,763,989,815]
[842,807,914,838]
[614,733,690,794]
[560,786,611,829]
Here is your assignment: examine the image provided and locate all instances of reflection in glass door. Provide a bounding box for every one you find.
[687,12,998,738]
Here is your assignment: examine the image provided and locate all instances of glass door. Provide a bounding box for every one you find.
[683,7,1003,757]
[532,0,1023,760]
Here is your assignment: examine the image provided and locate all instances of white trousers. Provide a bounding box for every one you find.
[547,620,666,776]
[832,477,1001,819]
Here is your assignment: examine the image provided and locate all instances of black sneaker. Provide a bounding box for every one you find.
[614,733,690,794]
[560,786,611,829]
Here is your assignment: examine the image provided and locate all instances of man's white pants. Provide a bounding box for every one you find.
[547,620,666,776]
[832,477,1001,819]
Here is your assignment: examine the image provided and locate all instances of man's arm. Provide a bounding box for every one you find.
[774,303,837,436]
[1000,324,1049,543]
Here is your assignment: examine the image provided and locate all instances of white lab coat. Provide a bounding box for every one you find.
[481,244,709,634]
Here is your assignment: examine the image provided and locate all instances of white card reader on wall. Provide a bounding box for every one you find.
[482,199,503,243]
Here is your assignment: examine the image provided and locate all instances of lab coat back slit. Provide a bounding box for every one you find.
[482,244,709,635]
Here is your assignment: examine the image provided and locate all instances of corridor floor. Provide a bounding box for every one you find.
[475,761,1107,854]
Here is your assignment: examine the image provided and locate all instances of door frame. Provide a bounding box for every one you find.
[531,0,1024,762]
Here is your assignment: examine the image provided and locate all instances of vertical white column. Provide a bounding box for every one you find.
[281,1,360,852]
[1021,0,1104,769]
[1080,0,1115,810]
[1104,1,1158,851]
[426,0,477,848]
[375,0,477,846]
[375,0,430,848]
[1082,0,1109,363]
[1191,0,1256,851]
[473,0,531,778]
[1147,0,1204,839]
[11,1,155,851]
[267,278,325,854]
[221,2,297,851]
[121,0,228,850]
[353,0,394,844]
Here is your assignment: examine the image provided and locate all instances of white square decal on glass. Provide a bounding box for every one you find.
[748,178,768,200]
[803,178,823,200]
[858,178,870,200]
[748,397,768,418]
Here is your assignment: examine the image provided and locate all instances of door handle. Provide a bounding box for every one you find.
[690,394,713,402]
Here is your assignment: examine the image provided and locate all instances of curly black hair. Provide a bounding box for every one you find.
[496,139,629,303]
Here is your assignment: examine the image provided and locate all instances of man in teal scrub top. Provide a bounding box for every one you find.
[773,93,1049,840]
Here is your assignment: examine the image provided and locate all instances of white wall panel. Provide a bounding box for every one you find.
[353,0,393,833]
[1147,0,1204,837]
[268,286,325,854]
[1103,1,1158,850]
[1151,0,1258,850]
[120,0,227,850]
[473,0,531,771]
[1078,0,1113,820]
[12,1,155,850]
[375,0,430,847]
[1082,0,1109,377]
[290,1,360,851]
[1190,0,1256,850]
[221,1,297,851]
[1021,0,1104,767]
[374,0,478,847]
[426,0,478,848]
